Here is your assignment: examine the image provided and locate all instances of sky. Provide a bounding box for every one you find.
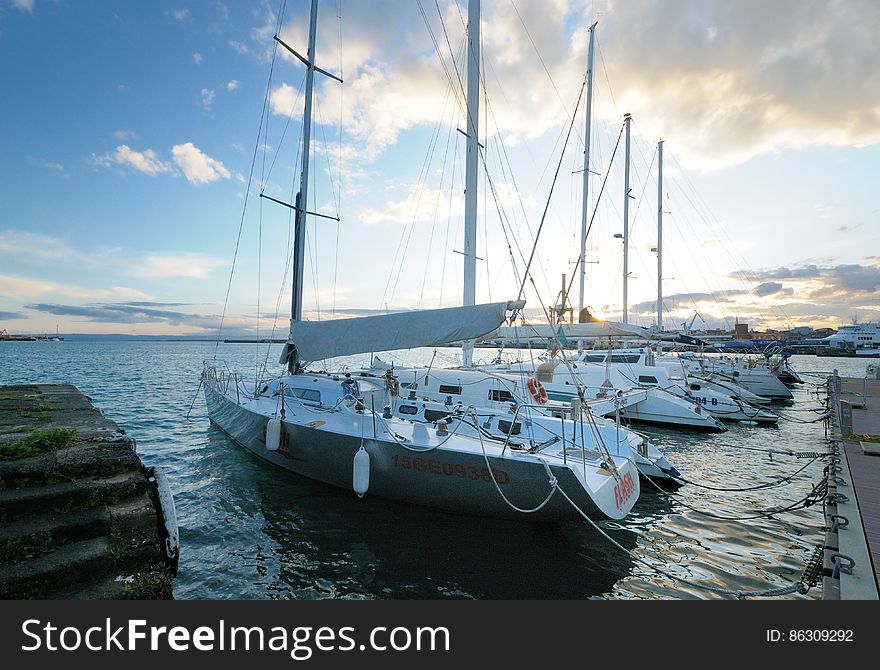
[0,0,878,338]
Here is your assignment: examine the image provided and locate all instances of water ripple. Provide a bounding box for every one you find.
[1,342,856,600]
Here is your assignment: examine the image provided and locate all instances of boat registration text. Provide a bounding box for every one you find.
[391,454,510,485]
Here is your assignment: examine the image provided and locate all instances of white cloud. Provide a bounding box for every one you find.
[12,0,35,12]
[228,40,249,55]
[113,129,138,140]
[0,273,154,301]
[360,184,464,225]
[201,87,215,110]
[106,287,156,301]
[0,274,56,298]
[262,0,880,175]
[193,52,203,65]
[269,82,300,117]
[584,0,880,169]
[27,156,67,177]
[131,254,227,279]
[171,142,231,184]
[0,230,80,264]
[0,227,231,286]
[166,9,190,22]
[226,80,240,92]
[91,145,172,176]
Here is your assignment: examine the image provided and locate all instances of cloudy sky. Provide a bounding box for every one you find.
[1,0,878,337]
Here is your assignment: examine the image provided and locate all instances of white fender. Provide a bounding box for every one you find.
[266,418,282,451]
[353,446,370,497]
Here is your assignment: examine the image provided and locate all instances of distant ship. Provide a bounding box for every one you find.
[824,322,880,357]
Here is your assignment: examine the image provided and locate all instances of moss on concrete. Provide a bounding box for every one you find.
[0,428,78,461]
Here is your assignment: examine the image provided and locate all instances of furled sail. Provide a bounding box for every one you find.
[280,300,524,364]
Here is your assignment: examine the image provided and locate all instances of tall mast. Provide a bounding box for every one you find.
[656,139,664,331]
[577,21,597,342]
[289,0,319,373]
[622,112,632,324]
[461,0,480,367]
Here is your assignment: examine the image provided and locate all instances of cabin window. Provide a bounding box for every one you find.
[609,354,641,363]
[438,384,462,395]
[286,388,321,403]
[488,389,513,402]
[498,419,521,436]
[638,375,658,384]
[585,355,605,363]
[400,382,416,389]
[689,384,702,391]
[398,404,419,415]
[424,409,452,423]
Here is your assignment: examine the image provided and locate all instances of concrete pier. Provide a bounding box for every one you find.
[0,384,177,599]
[824,372,880,599]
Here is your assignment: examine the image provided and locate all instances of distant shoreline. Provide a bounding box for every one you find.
[0,335,220,342]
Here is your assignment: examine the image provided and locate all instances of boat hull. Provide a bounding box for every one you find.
[204,385,633,521]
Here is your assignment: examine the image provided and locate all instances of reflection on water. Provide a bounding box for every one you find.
[185,426,638,599]
[1,342,858,599]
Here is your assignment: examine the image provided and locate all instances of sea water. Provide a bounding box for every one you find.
[1,341,864,599]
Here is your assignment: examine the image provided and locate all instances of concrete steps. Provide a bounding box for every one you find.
[0,384,177,599]
[0,471,149,518]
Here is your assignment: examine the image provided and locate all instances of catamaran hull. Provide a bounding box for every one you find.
[204,386,633,521]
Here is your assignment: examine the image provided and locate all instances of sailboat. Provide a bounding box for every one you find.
[364,357,685,487]
[202,0,640,521]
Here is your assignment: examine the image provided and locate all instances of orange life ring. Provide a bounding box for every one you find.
[527,378,548,404]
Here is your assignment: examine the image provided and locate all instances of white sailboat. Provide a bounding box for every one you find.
[203,0,640,521]
[656,352,794,400]
[365,358,685,488]
[580,348,779,424]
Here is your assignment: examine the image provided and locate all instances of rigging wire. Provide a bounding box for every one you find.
[418,104,458,308]
[562,123,625,306]
[385,85,455,308]
[508,0,583,146]
[213,0,288,358]
[515,75,588,303]
[663,147,793,328]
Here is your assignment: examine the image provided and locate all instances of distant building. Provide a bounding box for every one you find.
[749,329,785,341]
[734,322,749,339]
[762,332,786,341]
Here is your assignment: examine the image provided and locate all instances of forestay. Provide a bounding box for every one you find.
[280,300,522,364]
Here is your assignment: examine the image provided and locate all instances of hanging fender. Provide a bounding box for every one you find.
[266,418,282,451]
[353,447,370,497]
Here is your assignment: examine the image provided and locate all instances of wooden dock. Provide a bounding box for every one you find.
[825,371,880,599]
[0,384,177,599]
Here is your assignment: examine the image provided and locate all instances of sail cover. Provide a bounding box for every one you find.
[280,301,520,364]
[485,321,655,342]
